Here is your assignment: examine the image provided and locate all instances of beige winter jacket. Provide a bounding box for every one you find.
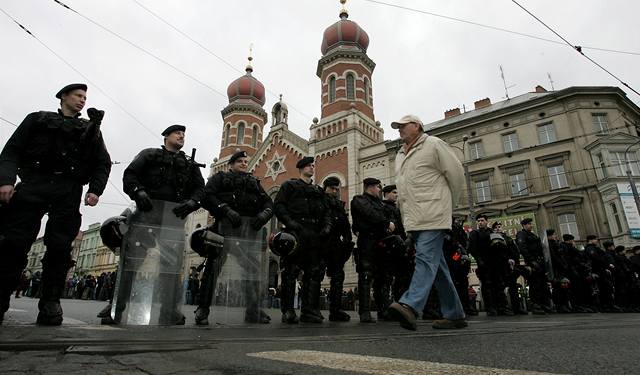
[395,133,465,231]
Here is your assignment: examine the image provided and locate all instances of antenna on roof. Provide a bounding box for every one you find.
[547,72,555,91]
[499,65,516,100]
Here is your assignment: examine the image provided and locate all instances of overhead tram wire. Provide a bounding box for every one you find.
[0,7,160,141]
[130,0,314,121]
[0,116,18,127]
[511,0,640,97]
[52,0,227,101]
[362,0,640,57]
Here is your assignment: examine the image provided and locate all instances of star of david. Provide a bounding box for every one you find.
[265,152,286,181]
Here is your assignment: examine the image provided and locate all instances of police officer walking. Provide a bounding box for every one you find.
[351,178,396,323]
[0,83,111,325]
[274,157,331,324]
[516,218,552,314]
[322,176,353,322]
[195,150,273,325]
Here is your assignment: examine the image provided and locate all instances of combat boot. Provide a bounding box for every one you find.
[245,308,271,324]
[359,310,375,323]
[300,278,323,323]
[96,303,112,318]
[329,310,351,322]
[358,273,375,323]
[194,306,210,326]
[36,300,63,326]
[281,309,299,324]
[328,277,350,322]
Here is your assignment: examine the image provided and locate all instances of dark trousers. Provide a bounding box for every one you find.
[527,266,551,308]
[355,236,391,315]
[325,240,349,312]
[0,177,81,310]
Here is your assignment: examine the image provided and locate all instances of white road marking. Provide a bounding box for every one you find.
[247,350,565,375]
[7,308,27,312]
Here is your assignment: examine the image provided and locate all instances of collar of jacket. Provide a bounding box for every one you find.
[57,109,81,118]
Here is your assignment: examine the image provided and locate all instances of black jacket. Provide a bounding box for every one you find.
[0,110,111,195]
[350,193,391,239]
[274,178,330,231]
[123,146,204,203]
[383,200,406,239]
[202,170,272,217]
[516,229,545,266]
[326,195,352,243]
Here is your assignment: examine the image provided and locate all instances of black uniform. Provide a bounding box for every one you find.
[274,178,331,323]
[195,169,273,324]
[351,193,394,321]
[469,227,510,315]
[0,110,111,325]
[516,229,552,312]
[549,239,572,312]
[584,243,616,311]
[324,195,353,320]
[561,241,597,312]
[382,199,412,303]
[504,233,527,314]
[443,223,474,315]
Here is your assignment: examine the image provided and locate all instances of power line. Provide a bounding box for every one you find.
[0,116,18,127]
[362,0,640,56]
[0,7,160,140]
[511,0,640,97]
[129,0,314,121]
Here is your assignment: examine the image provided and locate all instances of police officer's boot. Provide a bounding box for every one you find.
[194,260,216,326]
[244,281,270,324]
[300,278,323,323]
[36,259,67,326]
[0,287,10,325]
[328,278,350,322]
[374,281,392,321]
[280,271,299,324]
[481,284,497,317]
[358,274,375,323]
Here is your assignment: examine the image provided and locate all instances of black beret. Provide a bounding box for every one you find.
[363,177,381,187]
[323,176,341,188]
[296,156,315,169]
[476,213,488,221]
[520,218,533,225]
[382,184,397,194]
[161,124,186,136]
[229,150,248,164]
[562,234,574,241]
[491,221,501,229]
[55,83,87,99]
[586,234,597,241]
[546,229,555,236]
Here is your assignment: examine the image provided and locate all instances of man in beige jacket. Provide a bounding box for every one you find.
[388,115,468,331]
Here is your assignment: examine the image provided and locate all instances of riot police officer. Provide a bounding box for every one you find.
[0,83,111,325]
[445,218,476,316]
[195,150,273,325]
[382,185,411,303]
[516,218,552,314]
[548,229,572,313]
[351,178,396,323]
[274,156,331,324]
[586,237,621,312]
[561,234,597,313]
[322,176,353,322]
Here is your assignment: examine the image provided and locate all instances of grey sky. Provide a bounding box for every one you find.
[1,0,639,232]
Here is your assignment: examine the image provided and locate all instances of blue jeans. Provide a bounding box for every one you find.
[399,230,465,320]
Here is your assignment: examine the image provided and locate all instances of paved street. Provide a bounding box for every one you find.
[2,296,639,374]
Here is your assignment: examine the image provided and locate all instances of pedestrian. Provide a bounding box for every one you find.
[0,83,111,325]
[387,114,467,331]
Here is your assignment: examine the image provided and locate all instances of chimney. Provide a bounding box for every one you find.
[444,107,461,119]
[474,98,491,110]
[535,85,547,93]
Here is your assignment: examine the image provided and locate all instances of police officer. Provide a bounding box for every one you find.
[322,176,353,322]
[116,124,205,324]
[195,150,273,325]
[495,222,527,314]
[444,218,476,316]
[516,218,552,314]
[560,234,597,313]
[547,229,572,313]
[274,156,331,324]
[382,185,411,303]
[586,237,621,312]
[351,178,396,323]
[0,83,111,325]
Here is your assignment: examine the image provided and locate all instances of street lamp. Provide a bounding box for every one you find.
[625,139,640,216]
[451,135,474,225]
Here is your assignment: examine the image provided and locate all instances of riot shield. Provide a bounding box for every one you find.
[540,231,555,281]
[211,216,269,324]
[110,200,186,325]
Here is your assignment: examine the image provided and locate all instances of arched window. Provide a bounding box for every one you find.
[364,77,370,104]
[328,76,336,103]
[237,122,245,145]
[224,124,231,146]
[252,125,259,147]
[346,73,355,100]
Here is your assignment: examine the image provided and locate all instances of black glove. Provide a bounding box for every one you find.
[221,205,241,227]
[251,208,273,230]
[134,190,153,212]
[87,107,105,125]
[172,199,199,219]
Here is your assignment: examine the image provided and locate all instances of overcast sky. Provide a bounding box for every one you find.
[1,0,639,232]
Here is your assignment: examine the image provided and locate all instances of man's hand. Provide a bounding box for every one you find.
[251,208,273,230]
[0,185,14,204]
[221,205,242,227]
[85,192,99,206]
[172,199,199,219]
[87,108,105,125]
[387,221,396,233]
[134,190,153,212]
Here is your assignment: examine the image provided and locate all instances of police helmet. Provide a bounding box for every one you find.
[190,227,224,258]
[489,232,506,247]
[100,215,127,252]
[268,231,298,257]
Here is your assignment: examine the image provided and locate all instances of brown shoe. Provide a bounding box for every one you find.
[387,302,417,331]
[432,318,468,329]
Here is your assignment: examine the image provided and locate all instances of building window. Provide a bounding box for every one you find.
[537,122,556,144]
[611,151,640,177]
[224,124,231,146]
[237,122,245,145]
[252,125,259,148]
[502,132,519,153]
[592,113,609,134]
[558,213,580,240]
[548,164,568,189]
[610,202,623,234]
[509,173,528,196]
[328,76,336,103]
[595,153,608,178]
[475,179,491,202]
[346,73,355,100]
[364,77,370,105]
[469,141,484,160]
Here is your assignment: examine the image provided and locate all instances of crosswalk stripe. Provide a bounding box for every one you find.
[247,350,564,375]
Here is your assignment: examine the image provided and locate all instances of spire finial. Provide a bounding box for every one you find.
[279,94,283,102]
[339,0,348,19]
[246,43,254,73]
